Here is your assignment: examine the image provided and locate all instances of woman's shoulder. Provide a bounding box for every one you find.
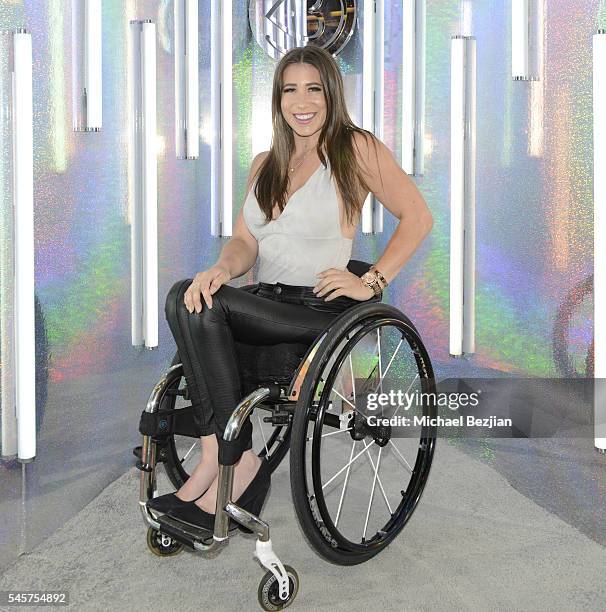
[349,129,400,194]
[245,150,271,197]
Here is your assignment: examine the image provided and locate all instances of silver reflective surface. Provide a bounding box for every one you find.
[248,0,357,58]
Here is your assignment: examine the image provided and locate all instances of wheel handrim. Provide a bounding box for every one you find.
[304,317,436,555]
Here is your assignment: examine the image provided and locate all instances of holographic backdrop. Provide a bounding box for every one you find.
[0,0,599,569]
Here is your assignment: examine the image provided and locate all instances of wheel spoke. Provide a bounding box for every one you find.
[322,439,375,490]
[180,441,197,465]
[306,427,352,442]
[376,328,384,394]
[364,447,392,515]
[349,352,356,406]
[362,446,382,541]
[388,440,413,473]
[331,387,355,410]
[371,338,403,396]
[391,373,420,419]
[335,440,356,527]
[257,413,269,457]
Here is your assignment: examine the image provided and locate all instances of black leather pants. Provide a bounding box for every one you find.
[164,279,363,461]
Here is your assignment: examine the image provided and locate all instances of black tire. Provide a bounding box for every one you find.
[159,352,291,490]
[146,527,184,557]
[257,565,299,611]
[290,303,437,565]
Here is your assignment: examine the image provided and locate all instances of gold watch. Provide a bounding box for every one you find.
[369,265,388,289]
[360,270,382,297]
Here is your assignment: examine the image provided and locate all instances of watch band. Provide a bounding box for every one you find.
[369,265,388,289]
[361,271,383,297]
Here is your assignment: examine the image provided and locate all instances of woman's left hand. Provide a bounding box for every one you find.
[313,268,375,301]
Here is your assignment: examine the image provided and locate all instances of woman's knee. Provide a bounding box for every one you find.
[165,278,193,324]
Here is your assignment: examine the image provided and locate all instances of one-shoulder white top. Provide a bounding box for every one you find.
[242,159,354,286]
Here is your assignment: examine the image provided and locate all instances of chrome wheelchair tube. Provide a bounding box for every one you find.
[213,387,273,540]
[225,502,270,541]
[139,364,182,525]
[223,386,273,442]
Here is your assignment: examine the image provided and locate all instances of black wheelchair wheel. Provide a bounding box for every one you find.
[158,353,291,490]
[290,304,437,565]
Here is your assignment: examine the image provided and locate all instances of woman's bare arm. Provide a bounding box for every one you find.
[184,152,267,312]
[354,132,433,283]
[215,151,268,279]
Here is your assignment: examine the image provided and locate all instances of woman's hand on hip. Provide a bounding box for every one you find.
[185,265,230,313]
[313,268,375,302]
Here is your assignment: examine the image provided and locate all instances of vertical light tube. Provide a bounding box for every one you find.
[13,30,36,461]
[401,1,416,175]
[0,31,17,458]
[210,0,220,235]
[463,38,476,356]
[593,30,606,453]
[512,0,530,80]
[84,0,102,129]
[141,21,158,349]
[416,0,426,176]
[361,0,375,234]
[449,36,476,357]
[528,0,545,157]
[185,0,199,159]
[175,0,199,159]
[72,0,102,131]
[129,20,142,346]
[130,21,158,349]
[402,0,426,176]
[373,0,384,233]
[220,0,233,236]
[294,0,306,47]
[174,0,184,157]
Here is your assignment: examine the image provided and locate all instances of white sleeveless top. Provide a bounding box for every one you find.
[242,159,354,286]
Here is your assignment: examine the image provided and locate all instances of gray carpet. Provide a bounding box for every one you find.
[1,441,605,612]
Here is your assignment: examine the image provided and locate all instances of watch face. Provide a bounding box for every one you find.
[361,271,374,284]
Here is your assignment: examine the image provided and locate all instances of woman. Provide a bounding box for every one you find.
[148,45,433,530]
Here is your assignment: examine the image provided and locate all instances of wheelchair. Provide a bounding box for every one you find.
[136,262,437,611]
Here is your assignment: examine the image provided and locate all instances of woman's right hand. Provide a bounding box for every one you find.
[184,264,231,313]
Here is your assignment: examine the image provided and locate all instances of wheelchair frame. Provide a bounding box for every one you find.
[137,301,437,610]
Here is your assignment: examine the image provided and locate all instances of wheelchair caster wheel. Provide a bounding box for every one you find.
[257,565,299,611]
[146,527,184,557]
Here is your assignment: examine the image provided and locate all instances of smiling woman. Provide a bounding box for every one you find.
[154,45,433,532]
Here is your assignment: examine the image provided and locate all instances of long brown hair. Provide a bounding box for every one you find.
[253,45,380,226]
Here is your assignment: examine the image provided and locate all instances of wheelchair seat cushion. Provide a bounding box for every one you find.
[235,341,309,395]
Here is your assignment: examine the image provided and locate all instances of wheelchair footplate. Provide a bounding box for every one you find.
[154,513,216,549]
[140,385,299,610]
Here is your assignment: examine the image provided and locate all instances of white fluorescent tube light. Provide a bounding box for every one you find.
[372,0,384,234]
[185,0,199,159]
[13,30,36,461]
[210,0,232,236]
[402,0,426,176]
[449,35,476,357]
[129,20,142,346]
[141,21,158,348]
[512,0,530,80]
[593,30,606,453]
[175,0,199,159]
[84,0,102,129]
[294,0,307,47]
[361,0,375,234]
[0,30,17,459]
[130,20,158,349]
[221,0,232,236]
[72,0,102,131]
[210,0,219,235]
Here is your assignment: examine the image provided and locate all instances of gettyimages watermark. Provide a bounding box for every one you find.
[346,378,606,438]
